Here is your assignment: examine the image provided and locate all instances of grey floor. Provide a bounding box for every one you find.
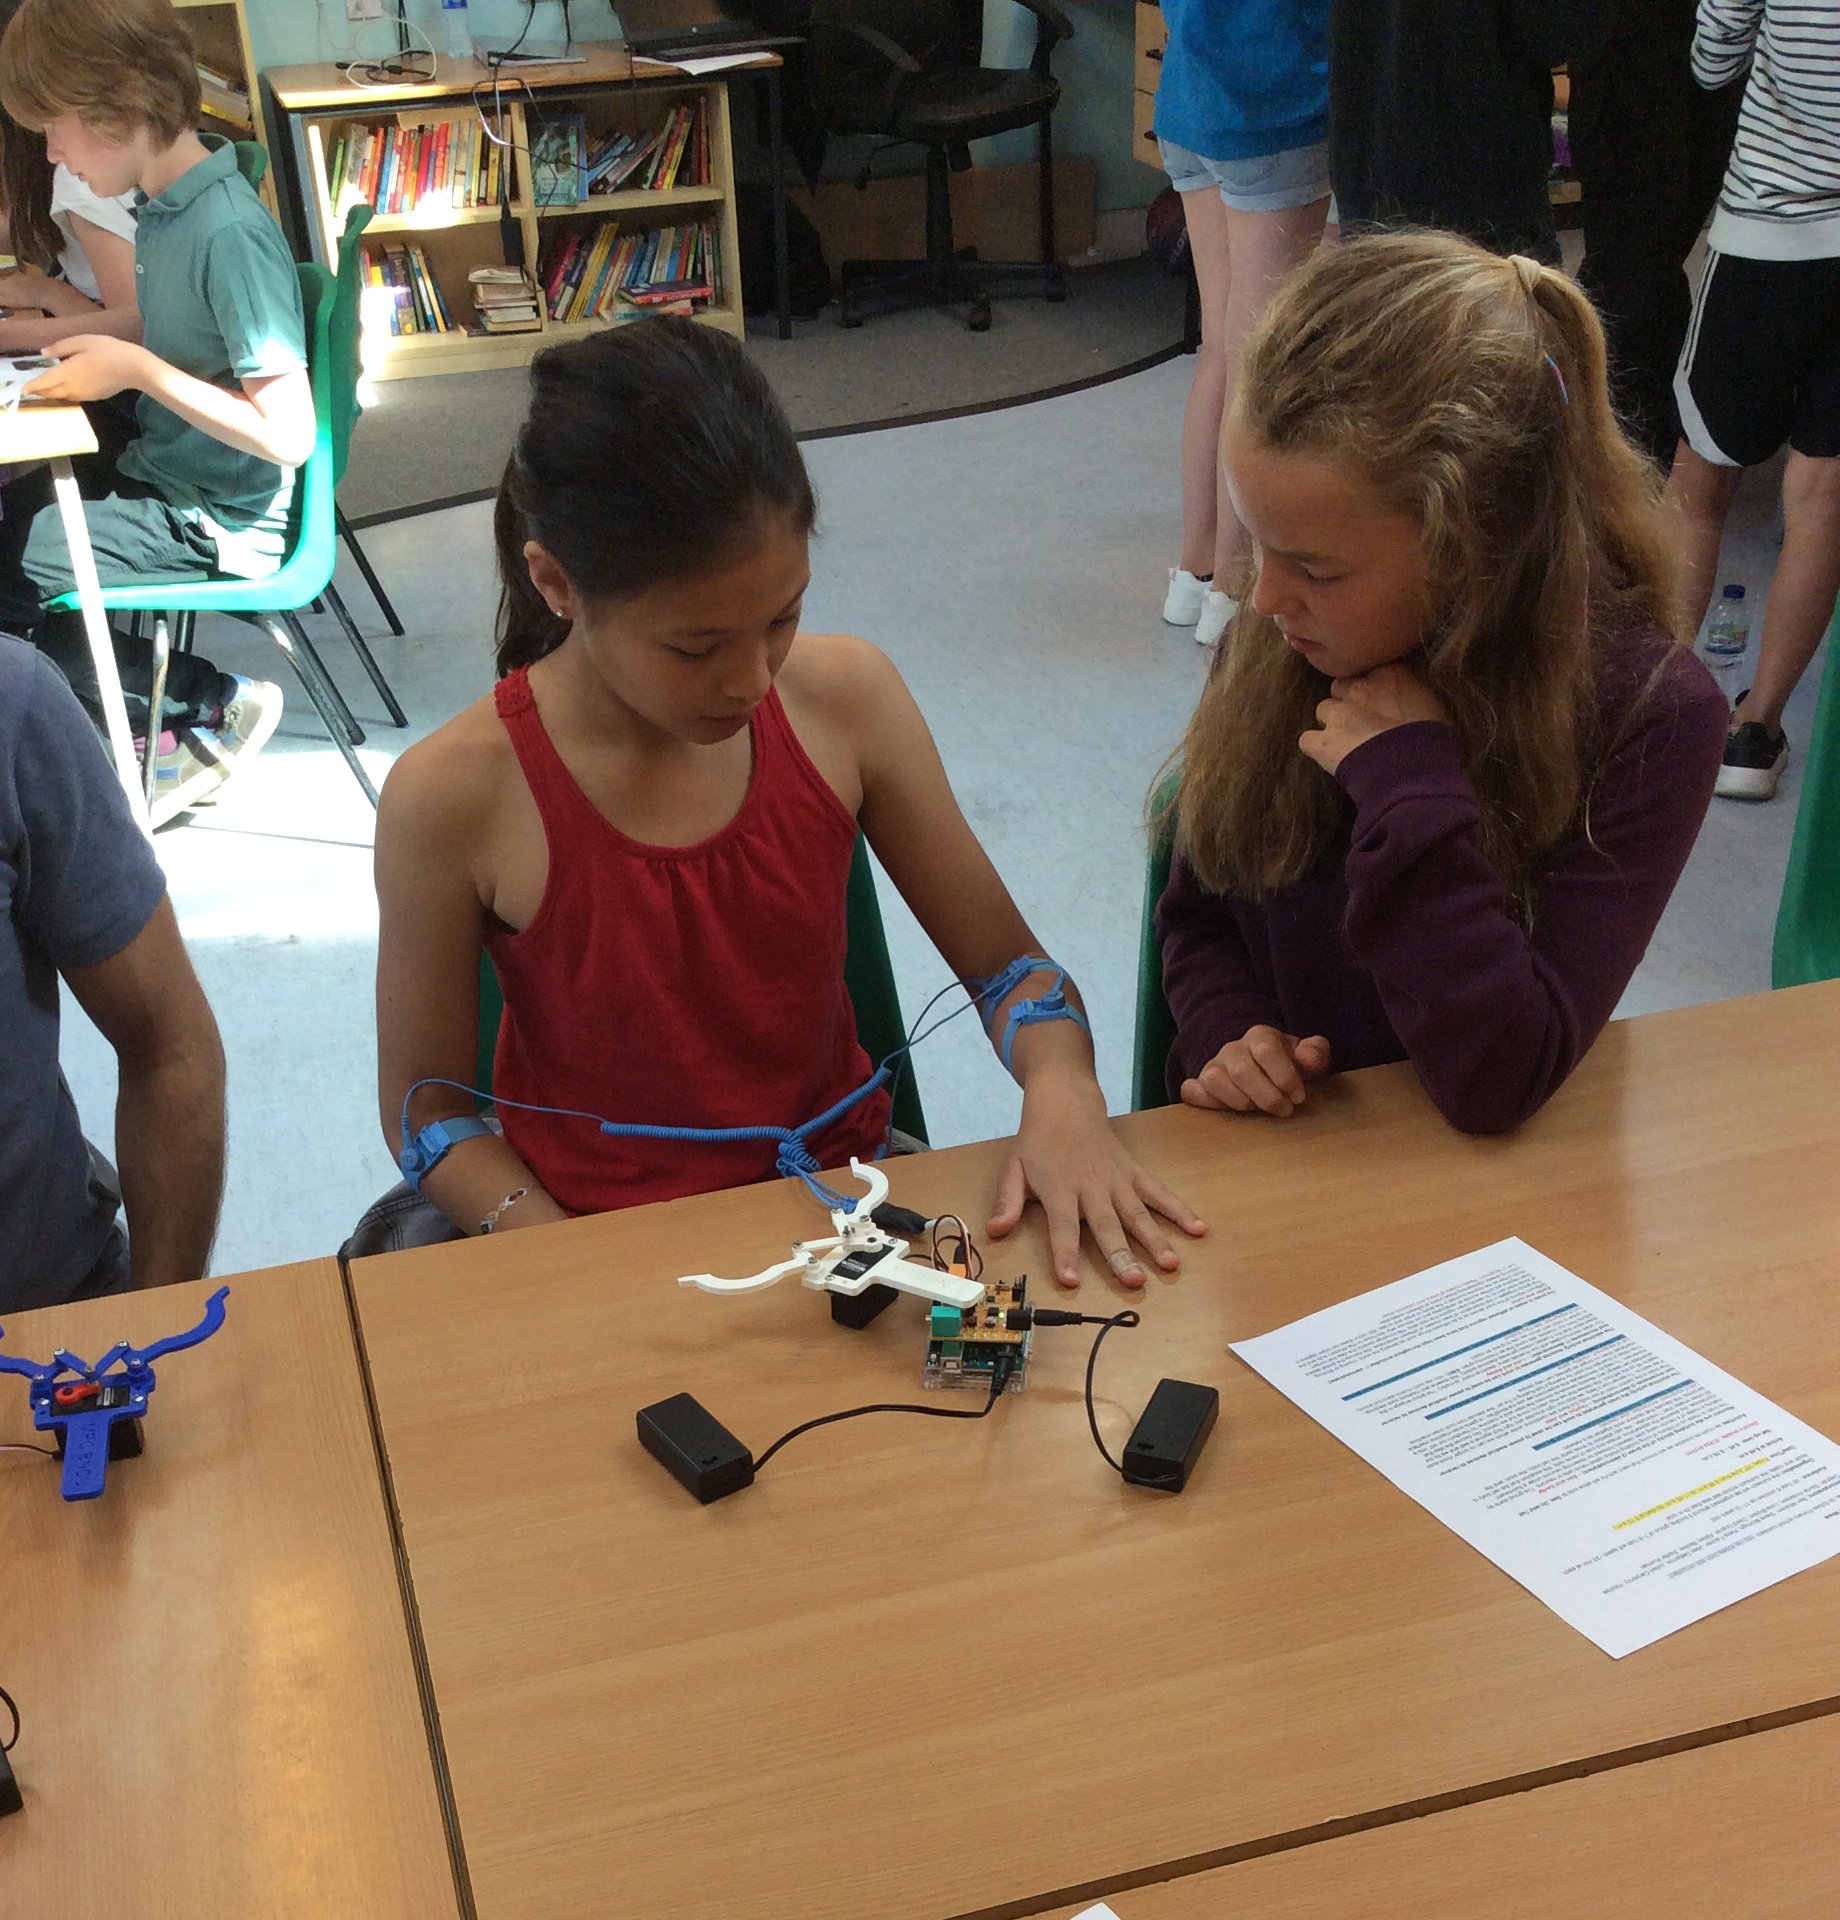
[56,356,1823,1275]
[338,256,1189,519]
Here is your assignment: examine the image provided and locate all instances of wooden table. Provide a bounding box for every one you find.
[0,1262,459,1917]
[0,399,143,821]
[347,983,1840,1920]
[1035,1710,1840,1919]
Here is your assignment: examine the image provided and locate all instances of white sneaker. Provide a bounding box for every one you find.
[1163,567,1211,625]
[1195,588,1239,647]
[147,730,234,827]
[217,676,283,760]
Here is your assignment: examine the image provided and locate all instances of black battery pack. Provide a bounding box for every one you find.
[636,1393,755,1504]
[1121,1379,1219,1492]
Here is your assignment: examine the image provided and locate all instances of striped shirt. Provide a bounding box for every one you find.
[1696,0,1840,258]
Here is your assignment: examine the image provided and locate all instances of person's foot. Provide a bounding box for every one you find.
[1164,567,1211,625]
[1195,587,1239,647]
[215,677,284,760]
[1715,714,1789,800]
[146,729,234,827]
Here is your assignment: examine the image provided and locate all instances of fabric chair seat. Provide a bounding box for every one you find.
[893,66,1060,144]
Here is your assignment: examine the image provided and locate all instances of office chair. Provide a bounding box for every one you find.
[804,0,1073,330]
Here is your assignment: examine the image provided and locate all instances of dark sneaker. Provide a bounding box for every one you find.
[1715,718,1789,801]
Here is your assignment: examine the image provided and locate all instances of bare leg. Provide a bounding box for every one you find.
[1737,449,1840,732]
[1210,197,1332,581]
[1177,185,1234,578]
[1663,439,1743,639]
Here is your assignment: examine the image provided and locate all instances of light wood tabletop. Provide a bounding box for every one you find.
[348,982,1840,1920]
[0,399,98,462]
[0,1262,459,1918]
[1034,1709,1840,1919]
[266,42,779,111]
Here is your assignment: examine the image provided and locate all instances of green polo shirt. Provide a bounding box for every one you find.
[119,138,307,577]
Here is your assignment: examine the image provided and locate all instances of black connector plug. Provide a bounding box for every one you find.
[636,1393,755,1504]
[0,1745,20,1820]
[1122,1380,1219,1492]
[869,1202,930,1237]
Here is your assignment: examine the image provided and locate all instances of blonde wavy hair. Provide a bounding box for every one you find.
[1171,230,1678,905]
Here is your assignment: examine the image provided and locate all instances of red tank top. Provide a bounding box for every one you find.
[485,668,890,1216]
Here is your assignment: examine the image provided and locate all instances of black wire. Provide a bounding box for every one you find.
[751,1357,1011,1474]
[0,1441,57,1458]
[1082,1310,1142,1474]
[0,1684,18,1753]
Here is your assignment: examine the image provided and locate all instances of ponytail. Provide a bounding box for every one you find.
[492,316,816,677]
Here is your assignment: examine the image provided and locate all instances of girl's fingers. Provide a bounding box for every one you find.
[1246,1029,1307,1103]
[1227,1051,1297,1117]
[1045,1190,1085,1289]
[1116,1191,1176,1272]
[1198,1059,1255,1110]
[1135,1171,1207,1238]
[1084,1199,1145,1288]
[1296,1034,1332,1076]
[986,1153,1027,1237]
[1180,1075,1227,1111]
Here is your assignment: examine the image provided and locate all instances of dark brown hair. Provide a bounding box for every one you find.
[1172,230,1678,906]
[494,315,816,676]
[0,0,58,273]
[0,0,201,146]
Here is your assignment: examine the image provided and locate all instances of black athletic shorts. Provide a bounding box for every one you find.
[1675,249,1840,466]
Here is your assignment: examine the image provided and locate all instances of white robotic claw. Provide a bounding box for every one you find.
[677,1158,982,1310]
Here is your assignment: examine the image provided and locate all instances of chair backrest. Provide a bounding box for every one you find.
[256,261,341,599]
[1773,614,1840,986]
[231,139,269,191]
[326,204,375,485]
[473,832,929,1143]
[805,0,973,137]
[1130,774,1180,1112]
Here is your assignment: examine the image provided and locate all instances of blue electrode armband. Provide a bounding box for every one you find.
[400,1114,496,1190]
[968,954,1092,1075]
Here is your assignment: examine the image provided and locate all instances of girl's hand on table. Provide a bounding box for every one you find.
[987,1063,1206,1290]
[0,263,61,311]
[1182,1026,1332,1118]
[1298,663,1447,776]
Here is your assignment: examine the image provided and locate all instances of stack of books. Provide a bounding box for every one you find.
[470,266,543,334]
[581,102,710,196]
[330,119,503,220]
[542,219,719,323]
[365,244,455,336]
[196,62,252,130]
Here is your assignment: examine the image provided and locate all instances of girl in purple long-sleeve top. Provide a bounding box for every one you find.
[1156,230,1728,1136]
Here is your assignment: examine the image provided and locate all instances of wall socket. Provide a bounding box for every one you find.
[346,0,383,20]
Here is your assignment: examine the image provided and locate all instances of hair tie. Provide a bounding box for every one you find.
[1508,252,1544,293]
[1544,353,1571,406]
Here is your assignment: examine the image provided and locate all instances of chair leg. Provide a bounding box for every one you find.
[142,615,172,809]
[291,618,365,745]
[1037,114,1065,297]
[257,611,379,806]
[323,580,409,727]
[337,504,405,637]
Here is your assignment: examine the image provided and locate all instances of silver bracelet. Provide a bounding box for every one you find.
[478,1186,529,1235]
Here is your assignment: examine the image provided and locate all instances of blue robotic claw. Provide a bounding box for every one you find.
[0,1286,229,1501]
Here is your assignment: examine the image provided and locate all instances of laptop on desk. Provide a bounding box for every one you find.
[612,0,771,58]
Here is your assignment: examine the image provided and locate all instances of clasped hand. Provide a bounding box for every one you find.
[1298,661,1447,776]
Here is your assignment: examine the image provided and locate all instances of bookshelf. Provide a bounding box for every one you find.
[270,46,756,381]
[173,0,276,215]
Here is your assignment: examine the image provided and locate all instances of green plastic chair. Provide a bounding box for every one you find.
[1773,612,1840,987]
[473,834,929,1144]
[234,140,405,640]
[47,261,382,804]
[1131,773,1181,1112]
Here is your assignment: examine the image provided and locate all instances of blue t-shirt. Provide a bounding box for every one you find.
[1154,0,1330,162]
[0,638,167,1311]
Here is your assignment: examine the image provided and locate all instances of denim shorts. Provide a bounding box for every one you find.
[1159,137,1331,213]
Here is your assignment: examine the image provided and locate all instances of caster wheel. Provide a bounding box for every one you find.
[968,300,993,332]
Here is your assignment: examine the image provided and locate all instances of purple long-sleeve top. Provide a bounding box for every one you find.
[1156,630,1727,1134]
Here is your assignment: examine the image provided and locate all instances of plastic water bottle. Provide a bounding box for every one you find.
[1704,583,1750,668]
[441,0,470,60]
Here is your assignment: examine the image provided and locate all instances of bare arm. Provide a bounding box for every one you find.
[822,637,1205,1286]
[0,217,143,348]
[374,736,569,1237]
[25,337,315,467]
[62,896,225,1289]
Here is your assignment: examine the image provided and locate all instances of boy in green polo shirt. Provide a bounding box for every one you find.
[0,0,312,823]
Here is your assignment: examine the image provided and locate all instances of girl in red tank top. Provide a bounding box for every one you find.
[374,319,1204,1288]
